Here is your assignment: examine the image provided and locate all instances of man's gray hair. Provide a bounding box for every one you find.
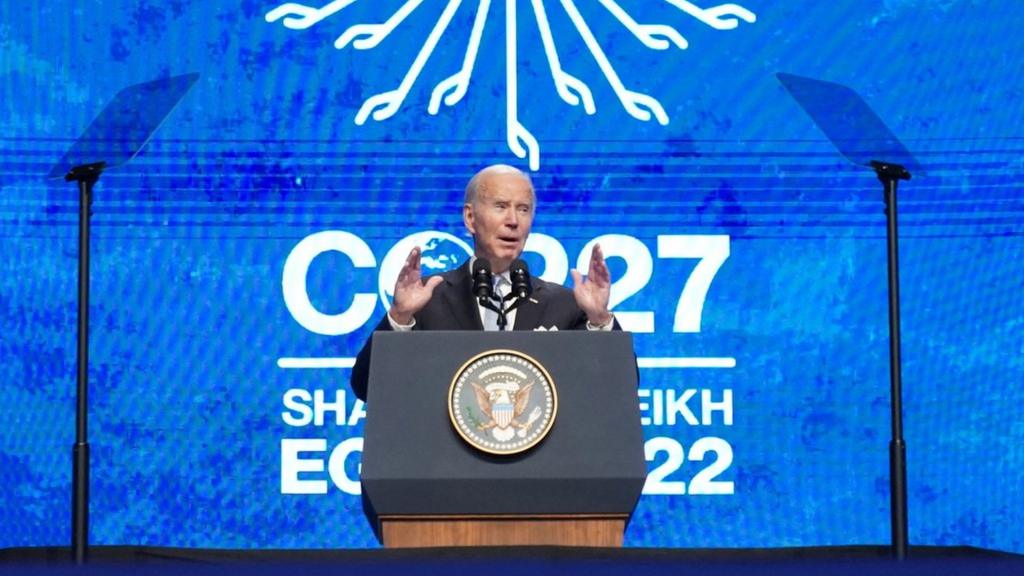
[464,164,535,205]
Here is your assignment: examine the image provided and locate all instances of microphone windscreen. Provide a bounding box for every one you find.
[472,258,492,276]
[509,259,532,298]
[471,258,493,299]
[510,258,529,277]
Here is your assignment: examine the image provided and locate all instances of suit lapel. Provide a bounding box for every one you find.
[443,262,484,330]
[512,282,549,331]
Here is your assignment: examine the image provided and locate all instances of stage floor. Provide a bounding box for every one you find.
[2,545,1023,576]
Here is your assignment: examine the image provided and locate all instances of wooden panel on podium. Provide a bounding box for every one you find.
[380,515,627,548]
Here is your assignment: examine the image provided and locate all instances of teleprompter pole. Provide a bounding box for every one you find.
[66,161,104,565]
[872,160,910,561]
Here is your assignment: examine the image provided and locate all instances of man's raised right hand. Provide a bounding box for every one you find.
[388,246,444,325]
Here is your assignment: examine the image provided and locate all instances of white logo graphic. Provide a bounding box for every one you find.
[266,1,755,169]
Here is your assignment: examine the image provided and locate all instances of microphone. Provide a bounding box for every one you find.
[471,258,493,305]
[509,259,532,300]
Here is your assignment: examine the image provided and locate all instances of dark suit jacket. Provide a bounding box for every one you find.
[350,261,616,400]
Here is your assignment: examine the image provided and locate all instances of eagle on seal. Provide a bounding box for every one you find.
[471,380,535,442]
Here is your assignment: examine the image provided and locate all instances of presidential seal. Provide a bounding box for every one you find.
[448,350,557,456]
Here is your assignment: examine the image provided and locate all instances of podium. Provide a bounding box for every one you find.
[360,331,645,548]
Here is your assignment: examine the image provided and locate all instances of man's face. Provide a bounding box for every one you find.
[463,172,535,273]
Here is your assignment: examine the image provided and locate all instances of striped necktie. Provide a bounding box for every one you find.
[483,275,509,331]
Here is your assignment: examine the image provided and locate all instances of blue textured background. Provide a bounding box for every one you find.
[1,0,1022,551]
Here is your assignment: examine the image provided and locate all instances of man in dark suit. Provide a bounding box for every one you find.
[350,164,617,401]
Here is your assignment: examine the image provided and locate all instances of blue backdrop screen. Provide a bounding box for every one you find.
[1,0,1022,551]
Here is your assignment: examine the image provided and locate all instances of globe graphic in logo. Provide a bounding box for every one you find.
[378,231,474,310]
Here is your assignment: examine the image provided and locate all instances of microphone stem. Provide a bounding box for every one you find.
[496,295,508,331]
